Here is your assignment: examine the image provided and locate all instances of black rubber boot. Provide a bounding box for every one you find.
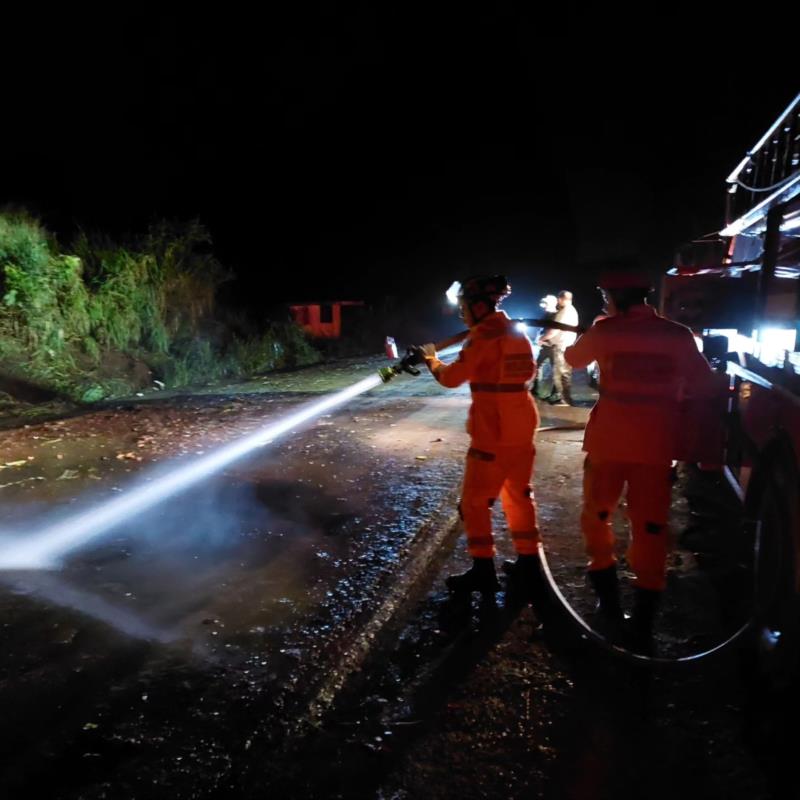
[588,566,625,623]
[629,587,661,656]
[502,553,550,611]
[446,557,501,597]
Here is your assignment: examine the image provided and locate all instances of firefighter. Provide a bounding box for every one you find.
[564,272,713,652]
[412,275,546,604]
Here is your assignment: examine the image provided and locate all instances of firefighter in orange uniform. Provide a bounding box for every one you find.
[414,276,546,603]
[565,272,713,651]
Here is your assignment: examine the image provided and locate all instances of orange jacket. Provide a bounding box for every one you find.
[565,305,713,464]
[426,311,538,449]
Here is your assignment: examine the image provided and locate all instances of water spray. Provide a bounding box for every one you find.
[0,374,383,571]
[0,313,531,571]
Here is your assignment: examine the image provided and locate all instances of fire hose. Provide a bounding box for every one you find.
[378,320,755,668]
[378,318,585,384]
[537,542,754,668]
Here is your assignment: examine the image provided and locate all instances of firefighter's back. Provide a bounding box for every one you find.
[468,314,538,449]
[585,308,704,464]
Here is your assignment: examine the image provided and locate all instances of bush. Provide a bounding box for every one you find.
[0,212,320,401]
[0,212,51,285]
[228,322,320,376]
[86,249,169,353]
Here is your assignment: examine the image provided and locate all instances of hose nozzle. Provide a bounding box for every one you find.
[378,365,398,383]
[378,348,424,383]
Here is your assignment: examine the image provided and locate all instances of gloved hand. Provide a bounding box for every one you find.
[408,344,436,363]
[420,343,437,360]
[406,345,426,366]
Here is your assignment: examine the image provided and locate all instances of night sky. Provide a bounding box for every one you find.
[4,9,798,324]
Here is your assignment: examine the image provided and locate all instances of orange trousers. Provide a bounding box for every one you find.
[460,444,540,558]
[581,458,673,591]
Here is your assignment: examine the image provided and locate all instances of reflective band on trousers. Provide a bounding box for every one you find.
[469,383,528,393]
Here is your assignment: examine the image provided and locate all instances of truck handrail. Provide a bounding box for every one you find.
[727,360,800,410]
[724,92,800,233]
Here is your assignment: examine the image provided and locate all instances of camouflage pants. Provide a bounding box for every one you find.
[552,347,572,402]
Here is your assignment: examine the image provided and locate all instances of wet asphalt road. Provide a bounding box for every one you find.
[0,358,777,799]
[0,357,510,797]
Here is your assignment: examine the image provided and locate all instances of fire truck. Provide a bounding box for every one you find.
[662,92,800,687]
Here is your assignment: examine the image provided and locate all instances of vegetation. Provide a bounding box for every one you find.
[0,211,319,402]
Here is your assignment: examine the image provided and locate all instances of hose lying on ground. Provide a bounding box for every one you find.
[533,427,755,668]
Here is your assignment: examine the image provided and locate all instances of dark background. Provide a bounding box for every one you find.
[3,7,797,331]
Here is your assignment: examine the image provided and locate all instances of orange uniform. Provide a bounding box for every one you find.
[426,310,540,559]
[565,304,712,590]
